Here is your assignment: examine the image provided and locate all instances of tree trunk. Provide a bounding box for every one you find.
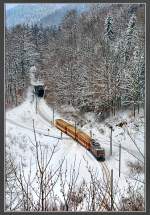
[133,102,136,117]
[111,100,113,115]
[113,98,116,116]
[138,103,140,114]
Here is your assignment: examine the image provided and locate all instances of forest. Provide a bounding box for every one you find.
[5,3,145,212]
[5,3,145,118]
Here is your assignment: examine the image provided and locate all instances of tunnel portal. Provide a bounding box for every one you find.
[34,85,44,97]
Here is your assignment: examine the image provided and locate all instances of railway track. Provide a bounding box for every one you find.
[37,98,55,126]
[99,161,111,210]
[96,124,144,163]
[38,108,53,126]
[6,118,62,140]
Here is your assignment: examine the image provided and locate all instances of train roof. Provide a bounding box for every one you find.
[55,119,92,140]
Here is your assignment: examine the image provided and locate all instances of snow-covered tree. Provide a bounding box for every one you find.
[104,14,114,41]
[120,13,145,115]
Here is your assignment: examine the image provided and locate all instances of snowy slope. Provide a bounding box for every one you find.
[6,89,145,208]
[6,90,103,203]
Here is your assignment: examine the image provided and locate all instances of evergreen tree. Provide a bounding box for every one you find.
[104,14,114,41]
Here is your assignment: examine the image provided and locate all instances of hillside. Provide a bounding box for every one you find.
[38,4,90,27]
[6,88,144,211]
[5,3,145,212]
[6,3,90,28]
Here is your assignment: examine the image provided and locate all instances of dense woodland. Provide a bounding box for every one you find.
[5,4,145,118]
[5,4,145,211]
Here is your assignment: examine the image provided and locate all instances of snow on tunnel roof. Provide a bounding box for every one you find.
[31,81,44,86]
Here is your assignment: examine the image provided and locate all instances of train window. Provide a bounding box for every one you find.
[56,121,61,126]
[78,135,88,142]
[79,138,84,143]
[69,127,74,132]
[57,124,63,128]
[67,128,75,134]
[97,150,104,155]
[95,147,101,151]
[79,138,90,147]
[57,123,61,127]
[57,121,66,129]
[93,142,99,146]
[79,137,86,143]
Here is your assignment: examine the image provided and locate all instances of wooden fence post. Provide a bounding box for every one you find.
[90,130,92,138]
[75,121,76,140]
[111,169,113,211]
[52,106,54,124]
[36,95,37,114]
[110,126,113,156]
[119,144,121,177]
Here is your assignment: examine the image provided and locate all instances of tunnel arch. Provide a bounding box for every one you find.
[34,85,44,97]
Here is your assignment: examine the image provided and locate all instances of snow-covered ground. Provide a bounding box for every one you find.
[5,89,145,210]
